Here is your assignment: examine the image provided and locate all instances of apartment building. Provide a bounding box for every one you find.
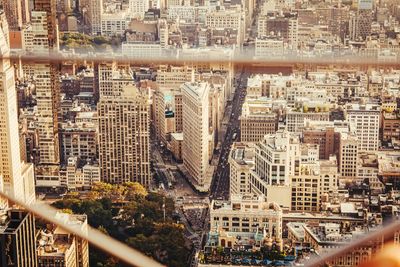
[345,103,380,151]
[98,85,151,187]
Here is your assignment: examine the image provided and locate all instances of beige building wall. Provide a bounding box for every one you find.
[98,85,151,187]
[182,82,211,188]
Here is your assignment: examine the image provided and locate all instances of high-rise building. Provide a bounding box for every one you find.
[339,132,359,180]
[349,0,373,40]
[250,130,300,209]
[98,85,151,187]
[33,0,59,50]
[0,210,37,267]
[23,2,61,178]
[80,0,103,35]
[345,103,380,152]
[0,16,35,205]
[1,0,23,30]
[182,82,212,190]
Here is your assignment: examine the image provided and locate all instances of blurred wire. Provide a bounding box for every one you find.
[4,50,400,66]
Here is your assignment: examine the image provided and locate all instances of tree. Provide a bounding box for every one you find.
[124,182,148,198]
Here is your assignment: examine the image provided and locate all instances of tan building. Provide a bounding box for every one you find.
[228,143,255,195]
[37,213,89,267]
[240,97,278,143]
[98,85,151,187]
[80,0,103,35]
[358,153,383,191]
[182,82,212,190]
[205,7,245,45]
[381,111,400,142]
[339,132,359,180]
[286,101,330,133]
[0,19,35,205]
[209,195,282,249]
[156,65,196,88]
[60,121,97,162]
[291,163,321,212]
[153,87,183,145]
[169,133,183,162]
[98,62,133,98]
[345,103,380,152]
[251,130,300,209]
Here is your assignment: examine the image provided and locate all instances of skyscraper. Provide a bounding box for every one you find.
[33,0,59,50]
[22,2,61,189]
[0,12,35,205]
[349,0,373,40]
[98,85,151,187]
[1,0,23,30]
[182,82,211,190]
[80,0,103,35]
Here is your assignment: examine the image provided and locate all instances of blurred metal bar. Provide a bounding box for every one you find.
[0,191,165,267]
[306,219,400,267]
[3,51,400,66]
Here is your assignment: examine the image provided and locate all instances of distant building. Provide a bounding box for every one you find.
[345,103,380,152]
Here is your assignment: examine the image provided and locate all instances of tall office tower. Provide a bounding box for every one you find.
[0,210,38,267]
[98,85,151,187]
[33,0,59,50]
[0,18,35,204]
[1,0,23,30]
[129,0,149,19]
[37,212,89,267]
[80,0,103,35]
[23,7,61,188]
[349,0,373,40]
[182,82,211,190]
[345,103,380,152]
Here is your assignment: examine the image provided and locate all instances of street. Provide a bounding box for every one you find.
[210,67,249,200]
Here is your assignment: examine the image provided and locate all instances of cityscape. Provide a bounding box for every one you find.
[0,0,400,266]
